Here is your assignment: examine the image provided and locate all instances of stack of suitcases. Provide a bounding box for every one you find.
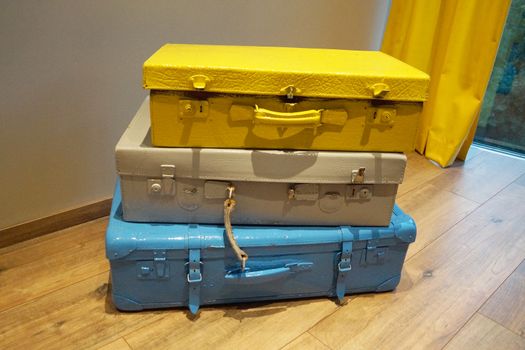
[106,44,429,314]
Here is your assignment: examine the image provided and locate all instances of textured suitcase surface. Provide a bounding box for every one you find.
[117,99,407,226]
[144,44,429,152]
[107,181,416,314]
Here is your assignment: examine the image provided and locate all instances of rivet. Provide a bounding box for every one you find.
[151,183,162,193]
[184,103,193,113]
[381,112,392,123]
[359,188,370,198]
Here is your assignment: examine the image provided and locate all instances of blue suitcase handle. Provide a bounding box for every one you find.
[224,262,313,284]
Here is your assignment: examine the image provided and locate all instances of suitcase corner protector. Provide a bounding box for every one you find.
[112,294,144,311]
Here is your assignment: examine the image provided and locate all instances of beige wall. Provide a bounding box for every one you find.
[0,0,390,229]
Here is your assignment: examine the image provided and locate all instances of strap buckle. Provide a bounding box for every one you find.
[337,258,352,272]
[187,271,203,283]
[186,260,203,283]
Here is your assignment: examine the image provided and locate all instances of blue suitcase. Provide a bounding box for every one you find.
[106,181,416,314]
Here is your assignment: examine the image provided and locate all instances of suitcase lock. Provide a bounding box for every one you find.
[148,164,176,196]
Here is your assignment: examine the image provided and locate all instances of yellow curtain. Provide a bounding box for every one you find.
[382,0,510,167]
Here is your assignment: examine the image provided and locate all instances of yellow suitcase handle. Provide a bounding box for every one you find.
[254,105,322,127]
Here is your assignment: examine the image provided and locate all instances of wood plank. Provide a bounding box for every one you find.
[480,259,525,337]
[281,333,331,350]
[0,218,109,312]
[427,150,525,204]
[0,198,111,248]
[397,152,443,197]
[398,147,484,198]
[97,338,133,350]
[0,272,162,349]
[309,175,525,350]
[444,313,525,350]
[0,217,107,257]
[124,298,339,350]
[397,183,479,259]
[0,217,107,270]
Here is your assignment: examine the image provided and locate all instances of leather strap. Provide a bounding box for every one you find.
[336,227,353,302]
[187,225,202,314]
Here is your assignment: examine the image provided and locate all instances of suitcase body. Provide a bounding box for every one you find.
[107,182,417,314]
[117,99,407,226]
[144,44,429,152]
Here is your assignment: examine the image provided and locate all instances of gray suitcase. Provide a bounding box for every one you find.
[116,99,407,226]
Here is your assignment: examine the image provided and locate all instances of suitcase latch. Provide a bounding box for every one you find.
[280,85,301,99]
[362,240,387,265]
[190,75,210,90]
[351,167,366,184]
[179,100,209,118]
[367,107,396,126]
[148,165,176,196]
[137,250,169,279]
[153,250,169,278]
[369,83,390,98]
[287,184,319,201]
[346,185,372,200]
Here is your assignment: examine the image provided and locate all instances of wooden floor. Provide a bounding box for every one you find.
[1,147,525,350]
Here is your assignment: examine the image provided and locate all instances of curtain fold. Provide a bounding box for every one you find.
[382,0,511,167]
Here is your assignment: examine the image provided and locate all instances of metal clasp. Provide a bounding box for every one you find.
[369,83,390,98]
[351,167,366,184]
[190,75,210,90]
[227,184,235,200]
[187,271,203,283]
[186,260,203,283]
[337,258,352,272]
[280,85,301,99]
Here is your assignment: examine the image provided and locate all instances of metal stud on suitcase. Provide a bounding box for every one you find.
[116,99,407,226]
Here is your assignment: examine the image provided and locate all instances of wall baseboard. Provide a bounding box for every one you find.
[0,198,112,248]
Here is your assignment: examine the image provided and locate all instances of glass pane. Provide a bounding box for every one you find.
[475,0,525,154]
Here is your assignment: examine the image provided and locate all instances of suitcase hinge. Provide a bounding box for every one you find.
[351,167,366,184]
[148,164,176,196]
[336,227,353,302]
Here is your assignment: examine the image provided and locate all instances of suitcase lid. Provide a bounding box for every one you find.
[143,44,429,102]
[115,99,407,185]
[106,181,416,260]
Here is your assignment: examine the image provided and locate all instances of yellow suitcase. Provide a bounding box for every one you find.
[144,44,429,152]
